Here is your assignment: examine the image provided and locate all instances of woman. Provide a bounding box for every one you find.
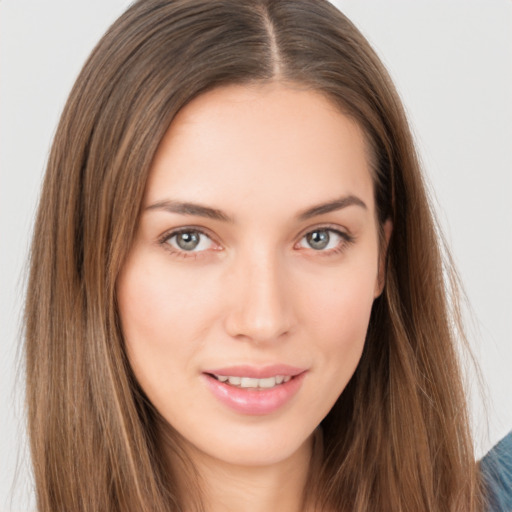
[23,0,510,511]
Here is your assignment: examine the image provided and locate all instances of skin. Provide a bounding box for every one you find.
[117,82,391,512]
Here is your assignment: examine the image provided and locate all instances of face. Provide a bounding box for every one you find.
[117,83,389,469]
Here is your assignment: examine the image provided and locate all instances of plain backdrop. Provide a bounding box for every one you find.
[1,1,511,510]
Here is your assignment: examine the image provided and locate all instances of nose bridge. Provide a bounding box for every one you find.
[224,245,293,343]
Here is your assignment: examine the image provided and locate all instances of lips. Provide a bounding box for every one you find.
[202,365,307,415]
[205,364,305,379]
[210,374,292,389]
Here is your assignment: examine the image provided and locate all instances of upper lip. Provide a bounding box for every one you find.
[204,364,307,379]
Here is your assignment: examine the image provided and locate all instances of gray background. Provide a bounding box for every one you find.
[1,1,511,510]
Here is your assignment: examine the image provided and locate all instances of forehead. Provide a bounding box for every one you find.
[145,83,375,218]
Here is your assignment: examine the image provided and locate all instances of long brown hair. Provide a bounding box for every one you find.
[24,0,483,510]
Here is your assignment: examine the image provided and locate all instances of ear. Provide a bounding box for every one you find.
[374,219,393,298]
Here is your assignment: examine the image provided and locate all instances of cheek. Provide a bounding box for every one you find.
[116,255,219,400]
[301,258,378,366]
[118,254,217,340]
[280,256,379,426]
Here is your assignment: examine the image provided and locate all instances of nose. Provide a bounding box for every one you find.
[223,250,295,344]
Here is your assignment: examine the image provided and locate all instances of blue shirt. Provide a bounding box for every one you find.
[480,431,512,511]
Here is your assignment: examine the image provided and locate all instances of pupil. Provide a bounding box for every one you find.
[308,230,329,250]
[177,231,200,250]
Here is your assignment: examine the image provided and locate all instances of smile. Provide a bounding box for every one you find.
[210,374,292,389]
[202,366,307,415]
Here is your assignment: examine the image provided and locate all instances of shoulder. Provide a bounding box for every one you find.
[480,431,512,512]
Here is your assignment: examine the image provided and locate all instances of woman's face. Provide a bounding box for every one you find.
[117,83,388,468]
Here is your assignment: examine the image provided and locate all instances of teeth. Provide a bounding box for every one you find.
[258,377,277,388]
[213,374,291,389]
[240,377,259,388]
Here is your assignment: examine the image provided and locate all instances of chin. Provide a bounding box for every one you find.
[178,419,315,468]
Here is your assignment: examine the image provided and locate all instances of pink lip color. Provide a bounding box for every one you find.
[206,364,305,379]
[202,365,307,415]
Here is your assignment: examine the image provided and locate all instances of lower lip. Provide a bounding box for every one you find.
[202,373,306,415]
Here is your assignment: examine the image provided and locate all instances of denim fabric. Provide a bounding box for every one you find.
[481,431,512,512]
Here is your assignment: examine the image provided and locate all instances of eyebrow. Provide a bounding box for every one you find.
[297,195,367,220]
[144,195,367,222]
[145,200,234,222]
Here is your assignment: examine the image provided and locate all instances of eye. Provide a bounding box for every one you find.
[164,229,215,253]
[298,228,348,252]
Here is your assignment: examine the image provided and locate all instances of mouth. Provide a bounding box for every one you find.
[207,374,292,389]
[202,365,307,415]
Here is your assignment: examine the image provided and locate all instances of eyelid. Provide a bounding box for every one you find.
[294,224,355,254]
[157,223,354,259]
[295,223,353,242]
[157,226,222,256]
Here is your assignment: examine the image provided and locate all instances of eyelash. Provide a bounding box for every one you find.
[297,226,355,257]
[157,225,354,259]
[157,227,217,259]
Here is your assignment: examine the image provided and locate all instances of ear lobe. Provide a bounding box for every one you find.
[374,219,393,298]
